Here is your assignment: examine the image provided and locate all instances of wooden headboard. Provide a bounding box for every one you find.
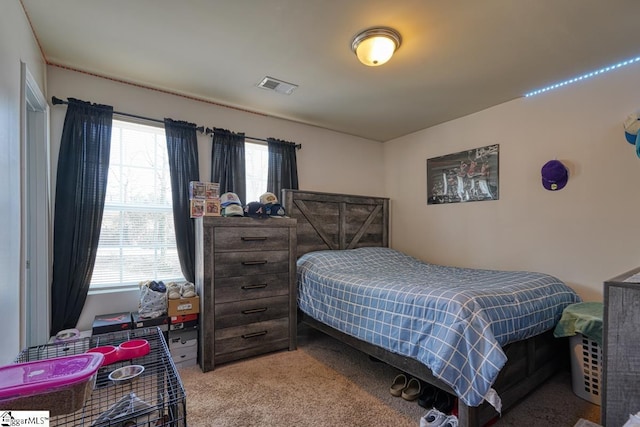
[282,189,389,258]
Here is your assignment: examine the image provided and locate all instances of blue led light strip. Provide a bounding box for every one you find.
[524,55,640,97]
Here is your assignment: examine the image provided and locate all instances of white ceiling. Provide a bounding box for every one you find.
[20,0,640,142]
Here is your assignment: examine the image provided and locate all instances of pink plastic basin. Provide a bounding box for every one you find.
[86,345,118,366]
[0,353,104,415]
[116,339,150,360]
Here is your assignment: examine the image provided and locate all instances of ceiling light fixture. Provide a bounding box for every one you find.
[351,27,402,67]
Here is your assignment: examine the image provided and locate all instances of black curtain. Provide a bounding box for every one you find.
[165,119,200,283]
[211,128,246,205]
[50,98,113,335]
[267,138,299,200]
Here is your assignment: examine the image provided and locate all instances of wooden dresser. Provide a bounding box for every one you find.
[194,216,297,372]
[602,266,640,427]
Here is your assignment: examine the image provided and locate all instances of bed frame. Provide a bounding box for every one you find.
[283,189,568,427]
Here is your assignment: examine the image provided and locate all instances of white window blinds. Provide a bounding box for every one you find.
[90,120,184,290]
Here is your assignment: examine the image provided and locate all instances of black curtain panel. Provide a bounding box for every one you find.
[211,128,246,205]
[50,98,113,335]
[267,138,299,200]
[164,119,200,283]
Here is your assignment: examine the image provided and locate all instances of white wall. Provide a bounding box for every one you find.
[0,0,47,364]
[34,19,640,336]
[384,62,640,302]
[47,66,385,331]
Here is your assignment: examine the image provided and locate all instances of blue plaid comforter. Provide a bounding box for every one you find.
[297,247,581,407]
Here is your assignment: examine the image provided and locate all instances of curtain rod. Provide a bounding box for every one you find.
[204,127,301,149]
[52,97,301,149]
[51,97,205,133]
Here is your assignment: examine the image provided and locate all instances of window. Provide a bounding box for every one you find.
[245,141,269,204]
[90,120,184,291]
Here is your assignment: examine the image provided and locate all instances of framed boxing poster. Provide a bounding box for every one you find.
[426,144,499,205]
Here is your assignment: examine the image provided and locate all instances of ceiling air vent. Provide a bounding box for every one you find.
[257,76,298,95]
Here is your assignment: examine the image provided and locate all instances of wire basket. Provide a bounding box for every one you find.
[15,327,186,426]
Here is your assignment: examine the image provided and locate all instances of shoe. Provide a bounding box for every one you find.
[420,408,447,427]
[390,374,408,397]
[167,282,181,300]
[181,282,196,298]
[418,384,438,408]
[441,415,458,427]
[433,389,455,413]
[155,280,166,293]
[401,377,422,401]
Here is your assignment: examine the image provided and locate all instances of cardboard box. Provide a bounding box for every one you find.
[190,181,220,199]
[92,312,132,335]
[169,329,198,363]
[168,329,198,350]
[190,199,205,218]
[168,319,199,332]
[205,198,221,216]
[168,313,199,331]
[189,181,207,199]
[167,296,200,316]
[131,312,168,332]
[173,355,198,369]
[169,313,198,324]
[205,182,220,199]
[170,346,197,362]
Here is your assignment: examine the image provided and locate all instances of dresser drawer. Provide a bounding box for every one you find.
[215,227,289,252]
[214,273,289,303]
[215,295,289,329]
[214,317,289,357]
[214,250,289,278]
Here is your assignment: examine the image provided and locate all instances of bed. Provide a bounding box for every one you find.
[282,189,581,427]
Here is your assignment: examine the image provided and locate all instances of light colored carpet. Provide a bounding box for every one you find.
[178,324,601,426]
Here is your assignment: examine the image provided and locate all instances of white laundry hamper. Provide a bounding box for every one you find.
[569,333,602,405]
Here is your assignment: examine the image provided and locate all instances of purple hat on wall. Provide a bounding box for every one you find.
[541,160,568,191]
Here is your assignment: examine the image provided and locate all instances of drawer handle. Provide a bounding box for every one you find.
[242,307,267,315]
[242,260,268,266]
[241,236,267,241]
[242,283,268,290]
[242,331,268,339]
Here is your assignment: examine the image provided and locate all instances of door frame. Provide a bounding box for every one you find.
[20,61,51,347]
